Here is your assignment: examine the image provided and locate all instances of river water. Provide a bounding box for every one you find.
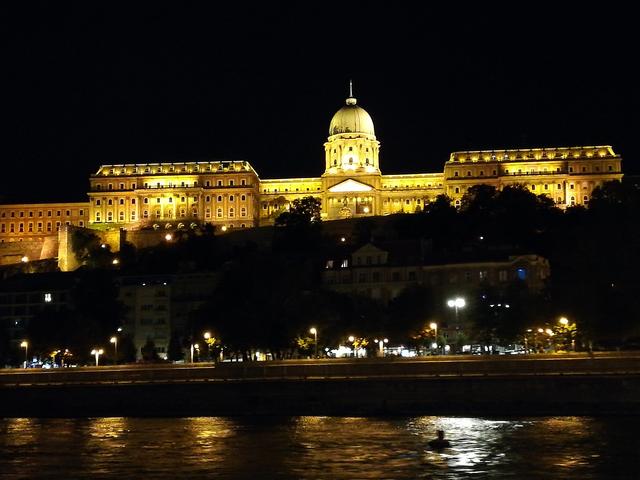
[0,416,638,479]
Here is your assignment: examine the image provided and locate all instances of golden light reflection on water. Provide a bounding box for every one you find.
[4,418,37,447]
[0,416,637,479]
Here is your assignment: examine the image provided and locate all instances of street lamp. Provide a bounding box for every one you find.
[447,297,466,322]
[348,335,356,357]
[429,322,438,354]
[190,343,200,363]
[20,340,28,368]
[91,348,104,366]
[110,336,118,364]
[309,327,318,358]
[204,332,212,360]
[374,338,388,356]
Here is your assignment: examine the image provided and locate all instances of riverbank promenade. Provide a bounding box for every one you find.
[2,353,639,417]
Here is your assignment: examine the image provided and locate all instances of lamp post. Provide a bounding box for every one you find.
[204,332,211,360]
[447,297,466,323]
[374,338,388,357]
[20,340,28,368]
[348,335,356,358]
[429,322,438,354]
[309,327,318,358]
[91,348,104,366]
[190,343,200,363]
[110,336,118,364]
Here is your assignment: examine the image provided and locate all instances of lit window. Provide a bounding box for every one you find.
[516,268,527,280]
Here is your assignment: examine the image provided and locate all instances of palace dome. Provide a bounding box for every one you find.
[329,96,375,136]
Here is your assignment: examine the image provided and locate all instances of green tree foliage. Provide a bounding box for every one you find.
[275,196,322,228]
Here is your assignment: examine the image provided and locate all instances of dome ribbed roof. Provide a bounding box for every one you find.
[329,96,375,136]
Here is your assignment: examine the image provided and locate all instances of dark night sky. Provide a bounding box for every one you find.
[2,3,637,203]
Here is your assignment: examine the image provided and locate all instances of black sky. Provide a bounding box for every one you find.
[2,3,637,202]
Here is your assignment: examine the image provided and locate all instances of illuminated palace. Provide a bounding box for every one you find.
[0,89,624,261]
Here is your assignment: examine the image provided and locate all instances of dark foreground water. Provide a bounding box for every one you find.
[1,416,638,479]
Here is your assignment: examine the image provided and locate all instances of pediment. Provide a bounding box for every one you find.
[328,178,373,193]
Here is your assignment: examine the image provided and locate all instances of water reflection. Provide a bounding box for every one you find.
[0,416,638,479]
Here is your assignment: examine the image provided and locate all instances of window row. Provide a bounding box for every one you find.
[94,195,247,207]
[94,178,249,190]
[0,209,84,219]
[94,207,249,222]
[0,221,84,233]
[106,163,249,175]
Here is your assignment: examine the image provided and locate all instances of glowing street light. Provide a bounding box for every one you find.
[374,338,388,356]
[348,335,356,357]
[110,336,118,364]
[559,317,569,326]
[204,332,213,360]
[190,343,200,363]
[20,340,28,368]
[20,256,29,263]
[309,327,318,358]
[91,348,104,366]
[447,297,466,322]
[164,233,173,241]
[429,322,438,354]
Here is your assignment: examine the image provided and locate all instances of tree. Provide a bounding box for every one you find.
[274,196,323,252]
[71,230,114,269]
[118,334,137,363]
[141,338,160,362]
[167,332,184,362]
[275,196,322,228]
[387,285,439,345]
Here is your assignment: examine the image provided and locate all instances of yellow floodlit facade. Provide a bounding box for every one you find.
[0,90,624,249]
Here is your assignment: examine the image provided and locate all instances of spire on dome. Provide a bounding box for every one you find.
[346,79,357,105]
